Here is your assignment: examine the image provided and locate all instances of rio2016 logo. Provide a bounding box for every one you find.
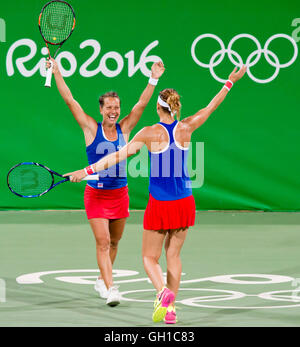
[1,18,299,82]
[0,279,6,303]
[6,39,162,78]
[16,270,300,309]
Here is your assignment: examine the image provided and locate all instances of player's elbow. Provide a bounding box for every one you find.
[65,97,75,106]
[63,93,77,107]
[203,105,216,117]
[194,107,213,120]
[137,99,148,110]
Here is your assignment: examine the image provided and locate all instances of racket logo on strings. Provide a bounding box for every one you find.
[7,162,98,198]
[46,14,68,31]
[20,169,39,191]
[38,0,76,87]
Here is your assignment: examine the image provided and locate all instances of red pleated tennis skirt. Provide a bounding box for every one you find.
[143,193,196,231]
[84,185,130,220]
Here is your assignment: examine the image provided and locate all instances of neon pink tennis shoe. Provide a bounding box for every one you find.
[152,287,175,322]
[164,305,177,324]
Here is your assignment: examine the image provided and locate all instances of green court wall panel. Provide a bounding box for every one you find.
[0,0,299,210]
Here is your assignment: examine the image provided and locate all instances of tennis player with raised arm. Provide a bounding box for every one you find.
[48,58,165,306]
[64,65,246,321]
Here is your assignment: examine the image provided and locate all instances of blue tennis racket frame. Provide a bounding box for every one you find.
[7,162,71,198]
[7,162,98,198]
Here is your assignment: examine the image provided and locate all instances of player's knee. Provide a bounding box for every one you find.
[143,254,160,265]
[166,248,181,260]
[110,239,119,249]
[96,237,110,252]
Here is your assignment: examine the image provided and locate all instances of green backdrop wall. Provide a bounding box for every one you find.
[0,0,300,210]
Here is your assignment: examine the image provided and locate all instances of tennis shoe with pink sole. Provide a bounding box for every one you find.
[164,305,177,324]
[152,287,175,323]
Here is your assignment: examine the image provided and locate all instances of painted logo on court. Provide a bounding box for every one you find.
[16,270,300,309]
[0,279,6,303]
[191,33,298,84]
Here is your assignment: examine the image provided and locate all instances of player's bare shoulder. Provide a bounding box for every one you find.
[138,124,166,151]
[179,117,193,129]
[139,124,161,139]
[149,123,169,141]
[176,119,189,132]
[175,119,192,143]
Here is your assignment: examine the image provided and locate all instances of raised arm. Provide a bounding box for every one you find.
[119,61,165,134]
[182,66,247,133]
[48,58,97,133]
[64,128,148,182]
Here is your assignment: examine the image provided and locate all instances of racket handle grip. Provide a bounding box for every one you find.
[82,174,99,181]
[45,60,53,88]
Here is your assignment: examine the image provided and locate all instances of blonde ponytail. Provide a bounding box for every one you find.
[166,93,181,120]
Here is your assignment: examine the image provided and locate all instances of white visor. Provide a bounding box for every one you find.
[157,96,175,117]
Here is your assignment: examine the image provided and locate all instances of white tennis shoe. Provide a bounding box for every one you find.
[106,285,121,307]
[94,278,109,299]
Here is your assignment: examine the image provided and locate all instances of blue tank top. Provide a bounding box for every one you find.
[86,122,127,189]
[149,121,192,201]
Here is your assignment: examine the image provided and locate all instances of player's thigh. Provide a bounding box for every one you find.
[165,228,189,257]
[142,229,166,259]
[89,218,110,246]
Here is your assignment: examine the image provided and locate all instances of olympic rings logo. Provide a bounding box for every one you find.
[16,270,300,310]
[191,34,298,83]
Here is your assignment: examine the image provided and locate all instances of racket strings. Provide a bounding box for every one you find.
[8,165,54,196]
[40,1,74,44]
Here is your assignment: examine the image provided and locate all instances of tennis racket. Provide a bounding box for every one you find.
[7,162,98,198]
[38,0,75,88]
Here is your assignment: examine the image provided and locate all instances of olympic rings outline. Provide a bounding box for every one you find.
[119,288,300,310]
[191,33,298,83]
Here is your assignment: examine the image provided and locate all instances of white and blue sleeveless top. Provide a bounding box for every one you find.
[148,120,192,201]
[86,122,127,189]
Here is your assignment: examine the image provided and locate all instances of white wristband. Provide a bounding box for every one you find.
[149,76,158,86]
